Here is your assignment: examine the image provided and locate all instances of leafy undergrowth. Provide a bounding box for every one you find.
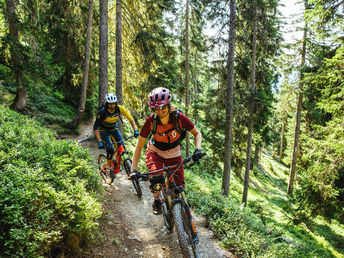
[0,106,103,257]
[24,92,78,134]
[185,152,344,257]
[0,82,80,135]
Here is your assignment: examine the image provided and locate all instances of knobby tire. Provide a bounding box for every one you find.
[123,159,142,197]
[98,154,114,185]
[161,191,174,231]
[173,203,200,258]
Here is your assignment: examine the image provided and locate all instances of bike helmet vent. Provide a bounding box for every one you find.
[105,93,117,103]
[148,87,171,108]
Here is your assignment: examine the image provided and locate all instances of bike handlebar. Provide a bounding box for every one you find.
[132,152,206,181]
[103,135,135,146]
[119,135,135,144]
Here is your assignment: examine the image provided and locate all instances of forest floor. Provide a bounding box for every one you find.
[64,121,234,258]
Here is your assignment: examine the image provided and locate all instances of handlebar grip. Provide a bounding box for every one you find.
[186,152,206,167]
[130,170,150,182]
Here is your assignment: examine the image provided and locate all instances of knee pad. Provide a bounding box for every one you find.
[106,147,114,160]
[149,175,165,193]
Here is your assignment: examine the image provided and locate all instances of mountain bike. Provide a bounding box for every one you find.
[98,135,142,197]
[132,153,206,258]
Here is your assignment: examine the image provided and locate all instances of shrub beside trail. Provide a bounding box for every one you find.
[0,106,103,257]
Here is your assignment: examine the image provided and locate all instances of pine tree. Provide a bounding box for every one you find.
[99,0,109,106]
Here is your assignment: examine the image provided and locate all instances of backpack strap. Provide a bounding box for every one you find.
[151,110,185,139]
[151,113,158,134]
[175,110,183,134]
[116,105,123,125]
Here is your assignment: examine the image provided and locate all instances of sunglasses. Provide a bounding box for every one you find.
[153,105,167,112]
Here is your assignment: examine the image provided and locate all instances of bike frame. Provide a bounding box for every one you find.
[101,135,134,172]
[138,156,199,241]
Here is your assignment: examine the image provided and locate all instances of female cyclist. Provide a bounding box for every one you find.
[130,87,203,214]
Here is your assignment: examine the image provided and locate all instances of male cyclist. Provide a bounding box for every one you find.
[93,93,139,178]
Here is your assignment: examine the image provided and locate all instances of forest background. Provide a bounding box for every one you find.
[0,0,343,257]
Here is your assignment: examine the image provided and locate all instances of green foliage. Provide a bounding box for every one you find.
[0,106,103,257]
[184,149,344,257]
[291,44,344,221]
[25,93,76,126]
[185,169,299,257]
[1,0,99,119]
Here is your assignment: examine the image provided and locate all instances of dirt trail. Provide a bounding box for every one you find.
[68,122,233,258]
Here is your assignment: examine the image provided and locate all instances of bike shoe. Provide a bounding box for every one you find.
[109,169,116,179]
[152,199,162,215]
[192,233,199,244]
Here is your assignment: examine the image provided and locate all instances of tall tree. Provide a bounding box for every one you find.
[222,0,236,197]
[242,3,258,206]
[99,0,109,107]
[185,0,190,156]
[115,0,123,133]
[5,0,26,111]
[287,1,308,195]
[71,0,94,128]
[279,118,287,162]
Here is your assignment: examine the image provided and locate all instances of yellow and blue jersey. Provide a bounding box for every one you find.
[93,105,133,131]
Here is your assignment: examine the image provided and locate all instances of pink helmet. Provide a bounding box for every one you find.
[148,87,172,108]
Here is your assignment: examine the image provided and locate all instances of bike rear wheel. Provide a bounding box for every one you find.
[98,154,114,185]
[173,202,200,258]
[123,158,142,197]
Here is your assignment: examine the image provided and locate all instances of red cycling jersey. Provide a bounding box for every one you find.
[140,112,194,144]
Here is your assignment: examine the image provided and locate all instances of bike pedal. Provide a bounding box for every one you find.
[192,234,199,244]
[192,238,199,244]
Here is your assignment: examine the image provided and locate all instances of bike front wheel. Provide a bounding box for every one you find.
[173,203,200,258]
[161,191,174,231]
[123,158,142,197]
[98,154,114,185]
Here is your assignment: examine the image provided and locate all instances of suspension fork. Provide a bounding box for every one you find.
[171,195,198,243]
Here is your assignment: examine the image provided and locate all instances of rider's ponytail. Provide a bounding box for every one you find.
[169,104,179,128]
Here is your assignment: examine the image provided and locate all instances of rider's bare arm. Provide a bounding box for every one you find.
[189,126,202,150]
[129,119,138,131]
[131,135,147,171]
[94,129,102,143]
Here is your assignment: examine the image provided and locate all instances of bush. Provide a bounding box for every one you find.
[25,94,76,126]
[0,106,103,257]
[185,170,303,257]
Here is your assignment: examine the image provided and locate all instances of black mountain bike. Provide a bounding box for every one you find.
[98,135,142,197]
[133,153,206,258]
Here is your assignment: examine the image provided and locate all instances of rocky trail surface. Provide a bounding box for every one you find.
[65,122,233,258]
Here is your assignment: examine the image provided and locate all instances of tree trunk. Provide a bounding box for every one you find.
[279,118,286,162]
[287,1,308,195]
[115,0,123,134]
[99,0,108,107]
[222,0,236,197]
[71,0,94,128]
[193,52,198,125]
[242,5,258,206]
[63,1,73,103]
[254,143,260,166]
[6,0,26,111]
[185,0,190,156]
